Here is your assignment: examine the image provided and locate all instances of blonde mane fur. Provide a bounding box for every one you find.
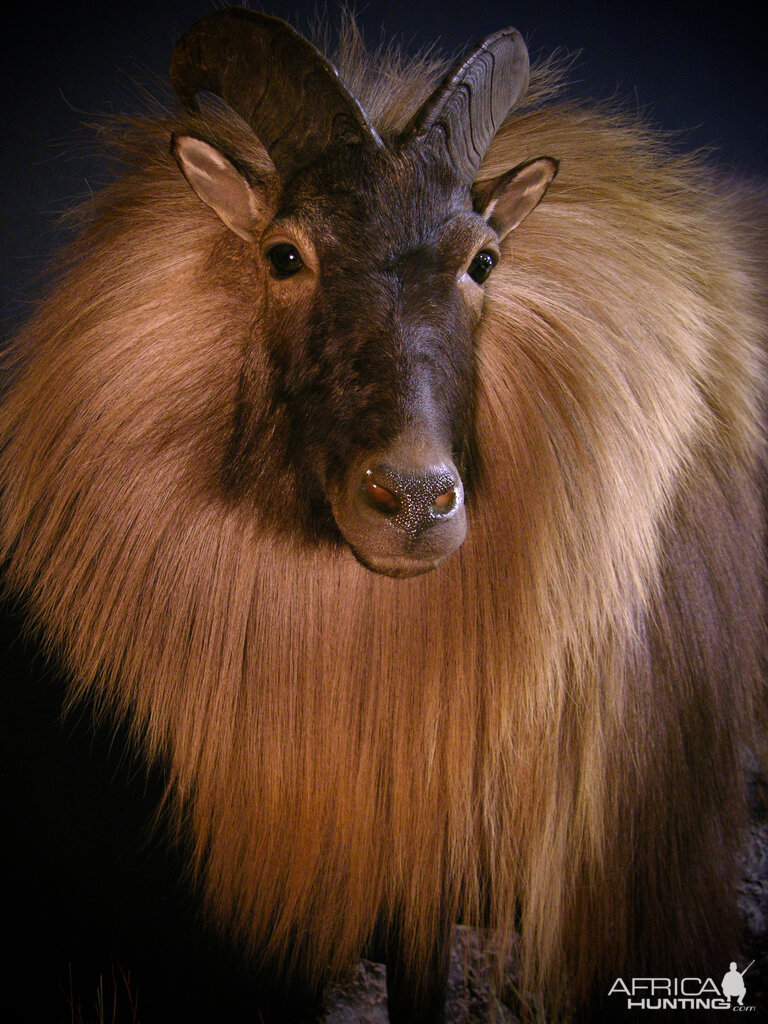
[1,25,765,1013]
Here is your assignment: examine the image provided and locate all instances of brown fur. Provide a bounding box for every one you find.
[1,24,766,1017]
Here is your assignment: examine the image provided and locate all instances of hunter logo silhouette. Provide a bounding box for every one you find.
[721,961,753,1006]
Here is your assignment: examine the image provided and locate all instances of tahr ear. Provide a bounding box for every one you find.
[171,134,273,242]
[475,156,558,240]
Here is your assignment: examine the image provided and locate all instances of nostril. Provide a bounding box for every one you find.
[432,487,457,514]
[363,470,401,514]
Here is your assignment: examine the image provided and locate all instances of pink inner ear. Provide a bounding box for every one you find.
[172,135,269,242]
[482,156,558,240]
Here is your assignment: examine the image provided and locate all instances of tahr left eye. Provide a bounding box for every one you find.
[266,242,304,279]
[467,250,497,285]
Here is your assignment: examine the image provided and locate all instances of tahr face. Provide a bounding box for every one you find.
[243,144,501,576]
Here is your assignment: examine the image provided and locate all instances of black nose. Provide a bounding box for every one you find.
[360,463,461,532]
[329,442,467,577]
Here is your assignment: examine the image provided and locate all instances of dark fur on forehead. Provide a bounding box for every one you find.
[285,142,474,255]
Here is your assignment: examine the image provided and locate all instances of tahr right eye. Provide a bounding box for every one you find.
[467,250,497,285]
[266,243,304,279]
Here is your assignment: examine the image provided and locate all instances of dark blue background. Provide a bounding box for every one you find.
[2,1,765,337]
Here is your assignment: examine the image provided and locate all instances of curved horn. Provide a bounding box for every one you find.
[405,28,529,182]
[170,9,383,180]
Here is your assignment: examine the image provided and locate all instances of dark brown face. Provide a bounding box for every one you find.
[171,11,555,577]
[241,145,500,576]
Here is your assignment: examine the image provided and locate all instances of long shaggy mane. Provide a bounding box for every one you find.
[1,19,766,1012]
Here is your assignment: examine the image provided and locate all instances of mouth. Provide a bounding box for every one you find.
[348,546,451,579]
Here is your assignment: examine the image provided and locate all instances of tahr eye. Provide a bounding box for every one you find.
[266,242,304,279]
[467,250,497,285]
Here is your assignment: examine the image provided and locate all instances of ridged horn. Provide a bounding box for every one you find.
[169,8,384,180]
[405,28,529,182]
